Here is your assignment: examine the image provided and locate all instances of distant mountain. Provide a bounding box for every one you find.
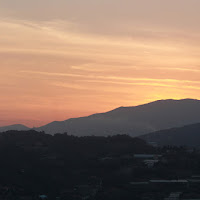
[0,124,30,132]
[1,99,200,137]
[35,98,200,136]
[140,123,200,147]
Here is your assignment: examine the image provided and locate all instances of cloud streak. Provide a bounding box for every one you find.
[1,2,200,126]
[20,70,200,85]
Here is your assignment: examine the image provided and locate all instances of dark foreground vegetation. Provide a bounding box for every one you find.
[0,130,200,200]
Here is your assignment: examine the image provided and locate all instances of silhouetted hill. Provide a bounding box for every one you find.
[0,124,29,132]
[141,123,200,147]
[1,99,200,137]
[36,99,200,136]
[0,130,155,198]
[0,130,197,200]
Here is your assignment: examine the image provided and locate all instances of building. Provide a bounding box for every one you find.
[143,159,159,168]
[134,154,162,159]
[150,180,188,190]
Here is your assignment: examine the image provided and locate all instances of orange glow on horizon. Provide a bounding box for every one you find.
[1,1,200,127]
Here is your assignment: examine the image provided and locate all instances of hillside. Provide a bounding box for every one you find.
[0,130,154,198]
[1,99,200,137]
[36,99,200,136]
[0,124,30,132]
[141,123,200,147]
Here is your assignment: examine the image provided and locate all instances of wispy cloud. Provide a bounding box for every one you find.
[1,11,200,127]
[21,70,200,85]
[71,65,109,72]
[159,67,200,73]
[79,80,200,91]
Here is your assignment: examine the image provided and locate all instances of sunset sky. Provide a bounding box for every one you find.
[1,0,200,127]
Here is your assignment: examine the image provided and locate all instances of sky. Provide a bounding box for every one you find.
[1,0,200,127]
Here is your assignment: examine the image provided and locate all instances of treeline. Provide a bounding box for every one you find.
[0,130,154,198]
[0,130,154,156]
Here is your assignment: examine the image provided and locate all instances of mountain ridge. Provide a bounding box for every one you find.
[140,122,200,147]
[1,98,200,136]
[0,124,30,132]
